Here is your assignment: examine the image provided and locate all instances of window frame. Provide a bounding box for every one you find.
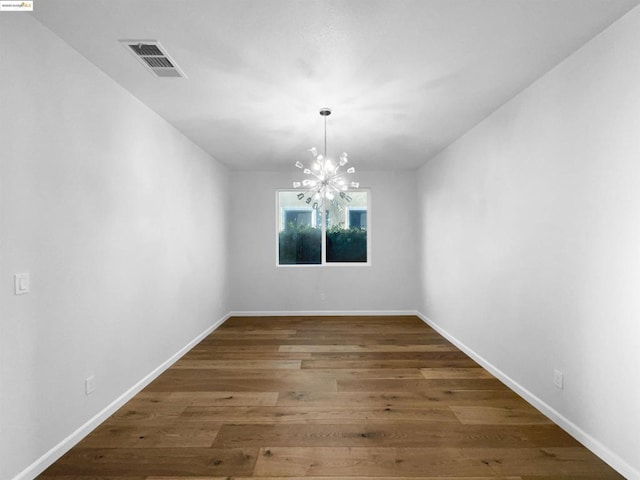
[276,188,371,267]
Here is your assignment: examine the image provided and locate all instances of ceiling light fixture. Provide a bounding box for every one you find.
[293,108,359,209]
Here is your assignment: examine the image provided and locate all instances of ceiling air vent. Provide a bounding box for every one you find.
[120,40,187,78]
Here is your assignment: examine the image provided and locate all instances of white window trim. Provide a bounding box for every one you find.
[276,189,371,267]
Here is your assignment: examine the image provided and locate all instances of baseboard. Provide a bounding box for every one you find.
[13,312,231,480]
[416,311,639,480]
[228,309,419,317]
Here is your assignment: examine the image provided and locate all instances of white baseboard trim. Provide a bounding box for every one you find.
[13,312,231,480]
[228,310,419,317]
[416,311,638,480]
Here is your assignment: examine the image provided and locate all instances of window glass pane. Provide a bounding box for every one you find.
[284,210,312,228]
[326,191,368,263]
[278,192,321,265]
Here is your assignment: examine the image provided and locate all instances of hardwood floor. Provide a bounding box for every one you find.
[39,315,623,479]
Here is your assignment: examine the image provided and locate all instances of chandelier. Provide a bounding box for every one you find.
[293,108,359,209]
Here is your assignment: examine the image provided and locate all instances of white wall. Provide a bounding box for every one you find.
[229,170,419,313]
[417,6,640,479]
[0,16,229,480]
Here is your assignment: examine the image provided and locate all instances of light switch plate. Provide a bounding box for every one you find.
[14,272,30,295]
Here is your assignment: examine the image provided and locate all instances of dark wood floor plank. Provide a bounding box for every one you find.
[308,350,473,360]
[253,447,620,477]
[42,447,258,477]
[172,359,302,369]
[280,344,458,353]
[521,476,625,480]
[276,389,528,408]
[199,334,451,346]
[337,377,507,392]
[252,446,497,476]
[182,351,313,360]
[144,477,521,480]
[420,367,493,379]
[178,405,459,424]
[166,391,279,407]
[302,358,478,369]
[212,423,580,448]
[143,374,337,393]
[153,368,423,380]
[76,423,221,448]
[451,405,553,425]
[187,345,279,353]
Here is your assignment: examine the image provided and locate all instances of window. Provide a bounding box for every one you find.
[277,190,370,265]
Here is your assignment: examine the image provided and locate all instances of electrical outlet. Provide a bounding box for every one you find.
[85,375,96,395]
[553,369,564,389]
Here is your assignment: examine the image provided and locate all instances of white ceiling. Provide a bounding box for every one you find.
[34,0,640,171]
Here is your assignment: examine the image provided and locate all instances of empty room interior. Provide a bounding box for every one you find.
[2,1,640,479]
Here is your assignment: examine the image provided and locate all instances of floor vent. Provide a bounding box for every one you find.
[120,40,187,78]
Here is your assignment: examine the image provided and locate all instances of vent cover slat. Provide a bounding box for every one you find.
[129,44,164,56]
[143,57,174,68]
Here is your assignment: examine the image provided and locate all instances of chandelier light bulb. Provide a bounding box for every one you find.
[295,161,304,169]
[303,168,311,174]
[347,167,355,174]
[293,181,301,188]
